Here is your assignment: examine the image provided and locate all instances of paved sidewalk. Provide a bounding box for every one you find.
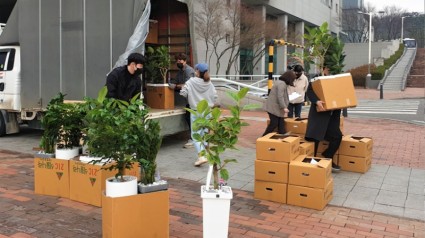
[0,87,424,237]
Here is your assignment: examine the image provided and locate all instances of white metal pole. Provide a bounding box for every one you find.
[401,17,405,41]
[368,12,371,76]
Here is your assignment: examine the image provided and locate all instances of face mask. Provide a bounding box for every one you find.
[134,67,143,76]
[176,63,184,69]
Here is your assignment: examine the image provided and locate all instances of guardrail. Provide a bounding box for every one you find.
[401,48,416,91]
[210,77,268,95]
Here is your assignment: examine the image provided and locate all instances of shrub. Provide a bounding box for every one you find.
[347,64,376,87]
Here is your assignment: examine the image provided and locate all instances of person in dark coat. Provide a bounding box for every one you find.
[105,52,145,101]
[305,67,341,171]
[262,71,297,136]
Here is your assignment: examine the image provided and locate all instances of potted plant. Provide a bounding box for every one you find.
[39,93,84,159]
[186,88,258,238]
[38,94,63,158]
[144,45,174,109]
[83,86,165,197]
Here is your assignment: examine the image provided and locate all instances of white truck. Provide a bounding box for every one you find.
[0,0,188,136]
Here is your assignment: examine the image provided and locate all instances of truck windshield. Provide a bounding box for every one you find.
[0,49,15,71]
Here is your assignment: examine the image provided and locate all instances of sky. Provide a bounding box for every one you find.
[364,0,425,13]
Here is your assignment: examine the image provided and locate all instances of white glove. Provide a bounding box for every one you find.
[168,83,176,90]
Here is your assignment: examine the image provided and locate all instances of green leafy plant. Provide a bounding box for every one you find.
[83,87,162,183]
[144,45,170,84]
[186,88,259,190]
[324,37,346,75]
[40,93,84,153]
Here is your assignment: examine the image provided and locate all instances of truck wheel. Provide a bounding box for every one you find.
[0,112,6,136]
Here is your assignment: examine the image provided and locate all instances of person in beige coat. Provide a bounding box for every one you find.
[262,71,297,136]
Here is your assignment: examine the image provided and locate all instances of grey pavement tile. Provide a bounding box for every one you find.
[383,176,410,186]
[387,166,412,176]
[333,184,354,198]
[368,164,389,173]
[408,184,425,195]
[405,194,425,210]
[376,190,407,207]
[333,177,359,186]
[329,196,345,206]
[381,183,409,193]
[343,187,379,211]
[372,204,405,217]
[410,168,425,180]
[358,171,386,179]
[404,208,425,221]
[355,178,383,189]
[240,182,254,192]
[226,179,250,190]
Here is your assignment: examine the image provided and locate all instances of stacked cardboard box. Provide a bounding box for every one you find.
[336,135,373,173]
[34,156,139,207]
[255,133,300,203]
[287,155,334,210]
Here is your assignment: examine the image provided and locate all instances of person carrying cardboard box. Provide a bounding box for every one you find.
[304,67,341,171]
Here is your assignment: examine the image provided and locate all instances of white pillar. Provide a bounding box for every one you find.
[276,14,288,74]
[252,5,266,76]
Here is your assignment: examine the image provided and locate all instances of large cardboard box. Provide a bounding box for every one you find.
[289,155,332,189]
[69,160,140,207]
[34,157,70,198]
[146,84,174,109]
[254,180,287,204]
[311,73,357,111]
[284,118,308,135]
[255,160,288,183]
[338,154,372,173]
[339,135,373,157]
[256,133,300,162]
[287,178,333,210]
[299,140,314,156]
[102,190,169,238]
[146,20,158,44]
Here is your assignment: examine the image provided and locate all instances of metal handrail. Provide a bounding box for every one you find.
[401,48,416,91]
[210,77,268,94]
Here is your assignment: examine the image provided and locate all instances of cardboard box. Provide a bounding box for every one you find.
[338,154,372,173]
[254,180,287,204]
[255,160,288,183]
[289,155,332,189]
[102,190,169,238]
[311,73,357,111]
[299,140,314,156]
[146,20,158,44]
[69,160,140,207]
[339,135,373,157]
[287,178,333,210]
[146,84,174,109]
[284,118,308,135]
[34,157,70,198]
[256,133,300,162]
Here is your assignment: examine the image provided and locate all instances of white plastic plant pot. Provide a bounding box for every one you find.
[55,147,79,160]
[201,185,233,238]
[105,175,138,198]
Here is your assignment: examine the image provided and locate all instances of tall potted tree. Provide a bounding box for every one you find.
[186,88,258,238]
[144,45,174,109]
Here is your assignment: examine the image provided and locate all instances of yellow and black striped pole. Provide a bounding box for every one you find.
[267,39,304,94]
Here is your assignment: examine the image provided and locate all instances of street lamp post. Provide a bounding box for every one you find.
[401,16,406,41]
[358,11,372,87]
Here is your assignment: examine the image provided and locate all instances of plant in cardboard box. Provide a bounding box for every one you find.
[83,86,164,197]
[186,88,258,238]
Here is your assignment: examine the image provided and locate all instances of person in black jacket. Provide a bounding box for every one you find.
[105,53,145,101]
[305,67,341,171]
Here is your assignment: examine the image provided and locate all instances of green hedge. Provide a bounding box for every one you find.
[371,44,405,81]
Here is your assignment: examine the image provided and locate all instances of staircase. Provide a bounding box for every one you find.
[406,48,425,88]
[381,48,416,91]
